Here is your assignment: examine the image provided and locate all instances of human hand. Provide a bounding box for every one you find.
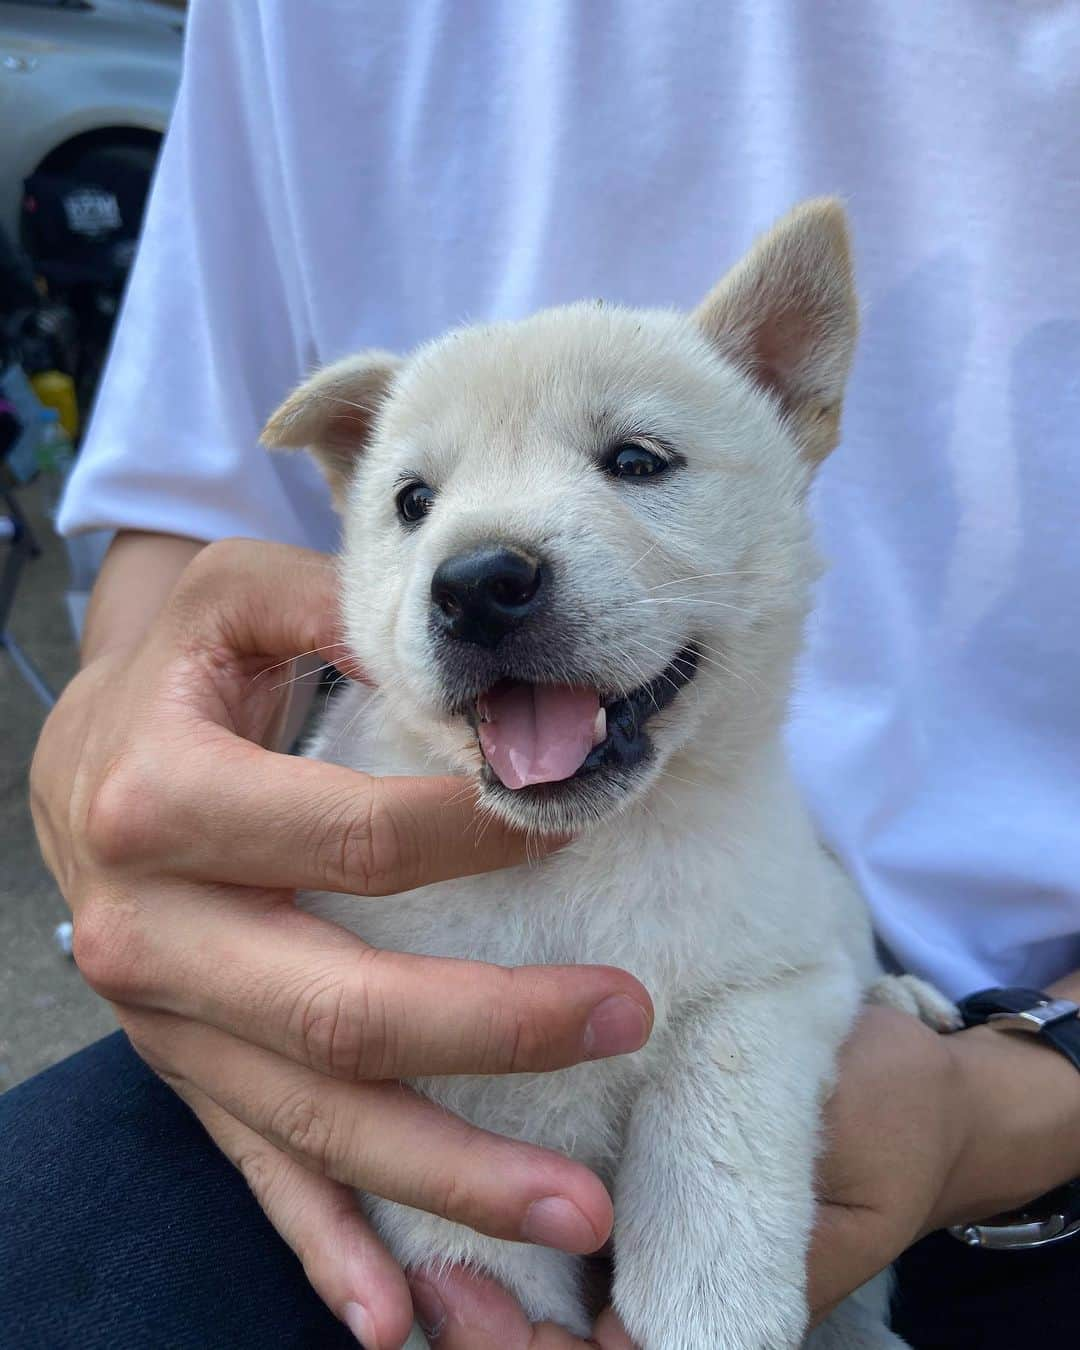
[807,1004,965,1322]
[810,994,1080,1323]
[30,538,653,1350]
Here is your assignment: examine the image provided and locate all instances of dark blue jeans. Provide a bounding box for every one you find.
[0,1032,353,1349]
[2,1032,1076,1348]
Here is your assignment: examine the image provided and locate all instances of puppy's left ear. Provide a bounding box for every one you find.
[261,349,401,506]
[694,198,858,467]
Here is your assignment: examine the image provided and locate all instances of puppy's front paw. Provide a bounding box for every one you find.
[867,974,961,1032]
[613,1251,807,1350]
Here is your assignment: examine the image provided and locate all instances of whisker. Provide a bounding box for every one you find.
[691,647,763,695]
[471,802,498,849]
[619,637,687,701]
[601,639,667,712]
[267,659,340,693]
[625,539,661,575]
[444,780,481,810]
[621,633,761,698]
[525,826,546,868]
[323,672,355,709]
[642,570,772,591]
[324,684,383,755]
[248,641,352,687]
[660,767,719,792]
[629,598,756,614]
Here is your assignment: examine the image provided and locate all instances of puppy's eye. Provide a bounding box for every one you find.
[396,482,435,524]
[606,442,669,479]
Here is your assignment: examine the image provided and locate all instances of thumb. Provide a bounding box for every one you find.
[370,770,565,890]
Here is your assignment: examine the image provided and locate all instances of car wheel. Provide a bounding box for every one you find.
[69,142,160,240]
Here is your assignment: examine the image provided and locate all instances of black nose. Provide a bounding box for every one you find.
[430,545,543,648]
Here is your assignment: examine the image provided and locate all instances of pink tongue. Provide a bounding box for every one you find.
[478,684,601,789]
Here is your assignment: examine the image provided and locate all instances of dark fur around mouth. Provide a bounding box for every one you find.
[575,644,698,778]
[436,608,600,717]
[476,644,699,812]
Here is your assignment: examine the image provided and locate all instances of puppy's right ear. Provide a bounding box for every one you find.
[693,199,857,469]
[261,350,400,506]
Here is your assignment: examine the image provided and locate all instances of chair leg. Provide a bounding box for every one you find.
[1,631,55,707]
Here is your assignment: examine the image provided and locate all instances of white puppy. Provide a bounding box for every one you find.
[264,200,955,1349]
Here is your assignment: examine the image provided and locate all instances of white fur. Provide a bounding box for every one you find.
[269,202,946,1348]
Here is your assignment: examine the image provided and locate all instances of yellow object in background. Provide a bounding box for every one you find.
[31,371,80,440]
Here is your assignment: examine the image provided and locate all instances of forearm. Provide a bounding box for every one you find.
[81,531,205,665]
[934,968,1080,1229]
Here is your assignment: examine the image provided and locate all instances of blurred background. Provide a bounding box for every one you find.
[1,0,186,1089]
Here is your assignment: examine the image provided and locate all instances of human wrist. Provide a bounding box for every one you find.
[81,531,204,665]
[931,1016,1080,1231]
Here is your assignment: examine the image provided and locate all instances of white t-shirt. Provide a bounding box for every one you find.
[60,0,1080,999]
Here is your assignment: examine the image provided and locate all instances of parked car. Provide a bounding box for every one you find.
[0,0,182,242]
[1,0,183,629]
[1,0,182,419]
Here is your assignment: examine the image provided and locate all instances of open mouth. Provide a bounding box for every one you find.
[473,646,698,791]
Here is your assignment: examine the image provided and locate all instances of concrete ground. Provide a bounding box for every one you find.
[0,477,116,1092]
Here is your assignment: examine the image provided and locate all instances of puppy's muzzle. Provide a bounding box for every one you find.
[430,543,544,649]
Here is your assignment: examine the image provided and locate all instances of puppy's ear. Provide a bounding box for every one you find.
[261,350,401,505]
[694,198,858,467]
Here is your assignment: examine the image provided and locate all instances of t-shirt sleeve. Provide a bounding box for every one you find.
[57,0,339,551]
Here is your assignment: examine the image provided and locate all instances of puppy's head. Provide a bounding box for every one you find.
[264,199,857,834]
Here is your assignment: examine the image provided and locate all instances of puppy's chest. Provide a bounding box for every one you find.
[302,857,688,1169]
[302,848,722,1023]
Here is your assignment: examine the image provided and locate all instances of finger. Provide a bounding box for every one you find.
[111,890,652,1080]
[140,1011,615,1252]
[177,1080,414,1349]
[91,730,546,895]
[164,539,352,676]
[591,1309,638,1349]
[145,541,359,752]
[407,1266,605,1349]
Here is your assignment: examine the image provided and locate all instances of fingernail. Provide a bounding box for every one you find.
[521,1196,599,1252]
[409,1278,447,1339]
[343,1300,378,1347]
[583,995,650,1059]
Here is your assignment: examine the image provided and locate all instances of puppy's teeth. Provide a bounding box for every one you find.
[592,706,607,747]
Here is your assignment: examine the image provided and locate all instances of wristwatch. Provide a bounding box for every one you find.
[948,986,1080,1250]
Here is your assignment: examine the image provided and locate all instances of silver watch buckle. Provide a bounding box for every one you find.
[948,1212,1080,1250]
[986,997,1080,1034]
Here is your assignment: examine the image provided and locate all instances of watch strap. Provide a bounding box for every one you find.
[956,986,1080,1074]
